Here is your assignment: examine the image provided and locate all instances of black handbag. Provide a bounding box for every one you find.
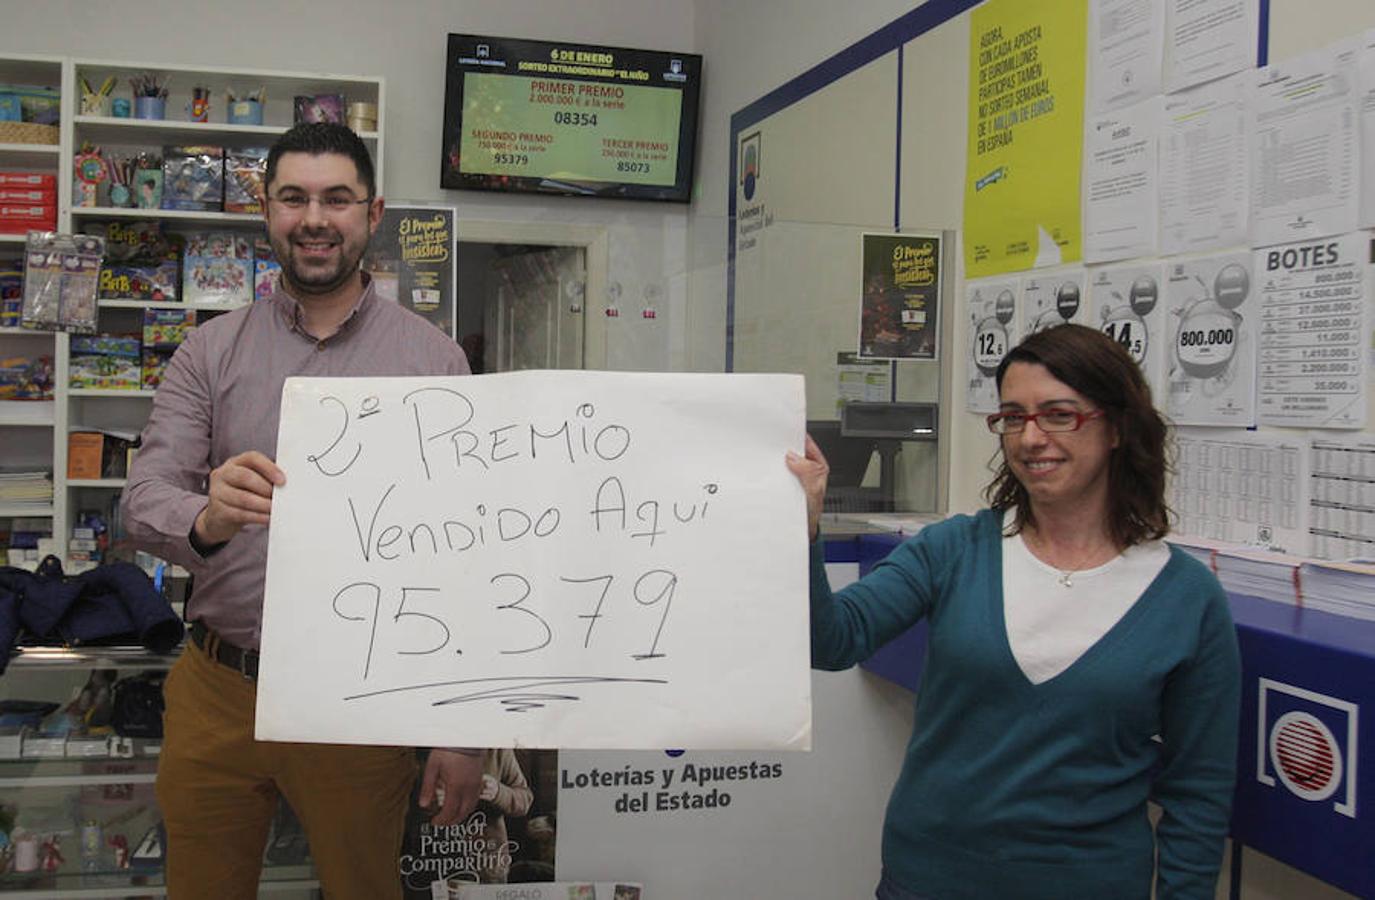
[110,671,166,738]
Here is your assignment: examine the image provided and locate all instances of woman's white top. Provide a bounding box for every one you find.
[1001,515,1171,685]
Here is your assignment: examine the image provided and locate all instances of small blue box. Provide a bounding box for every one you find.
[0,94,22,122]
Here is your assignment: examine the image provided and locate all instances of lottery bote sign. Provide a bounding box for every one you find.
[973,286,1015,375]
[1164,253,1256,426]
[965,278,1018,413]
[1172,262,1248,379]
[1098,274,1157,366]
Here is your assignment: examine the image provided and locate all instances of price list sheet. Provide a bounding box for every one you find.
[1310,437,1375,560]
[1257,233,1368,429]
[1172,429,1310,555]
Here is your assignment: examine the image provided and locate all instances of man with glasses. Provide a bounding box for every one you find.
[123,123,480,900]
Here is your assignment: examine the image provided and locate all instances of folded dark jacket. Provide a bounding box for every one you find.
[0,558,184,675]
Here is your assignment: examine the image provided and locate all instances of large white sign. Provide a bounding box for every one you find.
[257,371,812,751]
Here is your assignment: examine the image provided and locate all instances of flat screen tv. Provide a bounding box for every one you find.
[441,34,702,202]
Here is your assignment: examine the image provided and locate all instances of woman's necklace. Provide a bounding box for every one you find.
[1025,528,1116,589]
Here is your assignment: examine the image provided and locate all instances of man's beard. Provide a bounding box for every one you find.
[273,226,369,297]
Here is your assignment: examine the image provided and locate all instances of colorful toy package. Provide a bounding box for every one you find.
[69,334,141,390]
[86,220,182,301]
[253,236,280,301]
[141,307,196,389]
[161,146,224,212]
[224,148,267,214]
[183,230,251,306]
[0,267,21,328]
[22,231,104,333]
[0,355,54,400]
[142,307,195,348]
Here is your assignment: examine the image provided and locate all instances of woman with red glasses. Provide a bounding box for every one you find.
[788,324,1239,900]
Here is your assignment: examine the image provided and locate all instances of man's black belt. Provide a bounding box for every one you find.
[189,620,259,680]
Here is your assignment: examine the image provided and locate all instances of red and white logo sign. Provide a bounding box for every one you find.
[1257,678,1358,817]
[1269,711,1342,800]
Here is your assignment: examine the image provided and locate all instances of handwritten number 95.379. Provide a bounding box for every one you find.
[331,570,679,680]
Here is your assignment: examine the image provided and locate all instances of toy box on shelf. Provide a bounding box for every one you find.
[68,335,140,390]
[183,231,251,306]
[140,308,195,390]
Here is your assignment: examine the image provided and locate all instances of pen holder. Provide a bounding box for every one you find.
[227,99,263,126]
[187,89,210,123]
[80,94,111,117]
[134,96,165,120]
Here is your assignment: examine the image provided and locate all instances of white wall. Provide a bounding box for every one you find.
[0,0,696,371]
[684,0,922,372]
[688,0,1375,514]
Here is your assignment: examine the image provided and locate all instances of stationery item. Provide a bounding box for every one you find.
[134,95,165,119]
[129,72,169,119]
[133,165,163,209]
[111,96,131,117]
[79,75,114,116]
[226,85,266,125]
[72,142,108,208]
[227,99,263,125]
[105,149,137,207]
[187,86,210,122]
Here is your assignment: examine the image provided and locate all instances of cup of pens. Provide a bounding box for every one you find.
[227,87,266,126]
[188,86,210,123]
[130,72,168,120]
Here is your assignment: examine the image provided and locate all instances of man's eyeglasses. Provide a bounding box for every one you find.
[268,192,372,213]
[986,408,1104,435]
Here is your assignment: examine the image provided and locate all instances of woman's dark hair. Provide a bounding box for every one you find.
[265,122,376,198]
[984,323,1170,547]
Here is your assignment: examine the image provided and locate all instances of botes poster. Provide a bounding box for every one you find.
[858,233,941,360]
[366,203,457,338]
[963,0,1087,278]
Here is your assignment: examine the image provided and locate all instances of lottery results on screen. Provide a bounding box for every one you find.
[441,34,701,202]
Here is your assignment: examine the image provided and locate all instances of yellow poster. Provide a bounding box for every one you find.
[963,0,1087,278]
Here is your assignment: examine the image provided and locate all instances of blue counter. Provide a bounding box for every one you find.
[829,532,1374,899]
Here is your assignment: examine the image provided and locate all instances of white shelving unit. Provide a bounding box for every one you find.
[49,57,385,570]
[71,206,263,224]
[0,53,66,557]
[1,54,383,900]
